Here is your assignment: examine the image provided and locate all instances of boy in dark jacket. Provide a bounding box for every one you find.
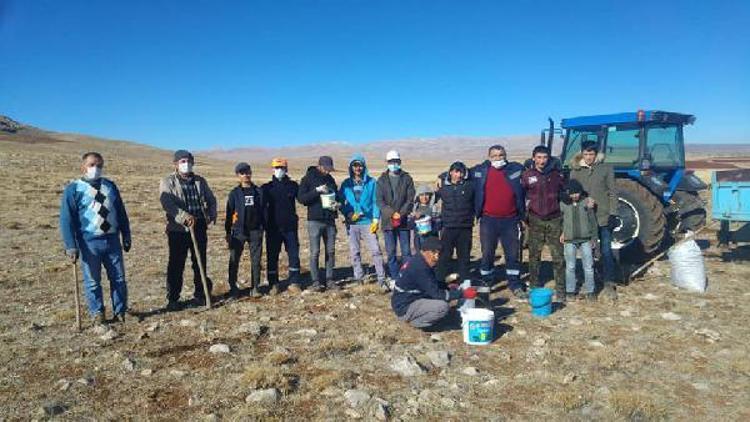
[521,145,566,299]
[560,180,599,301]
[297,156,341,291]
[225,162,264,298]
[262,158,301,294]
[391,237,467,329]
[436,161,475,282]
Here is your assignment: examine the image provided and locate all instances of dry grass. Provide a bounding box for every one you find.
[241,364,297,394]
[609,391,668,421]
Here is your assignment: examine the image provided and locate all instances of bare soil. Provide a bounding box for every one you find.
[1,131,749,421]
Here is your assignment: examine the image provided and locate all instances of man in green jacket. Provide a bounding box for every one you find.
[568,141,619,300]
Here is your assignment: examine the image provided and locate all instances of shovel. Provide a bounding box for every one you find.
[72,261,82,332]
[189,225,212,309]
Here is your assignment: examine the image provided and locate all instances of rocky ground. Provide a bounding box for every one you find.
[1,129,749,421]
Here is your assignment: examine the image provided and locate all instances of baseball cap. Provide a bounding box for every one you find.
[235,162,252,174]
[271,158,288,168]
[386,150,401,161]
[318,156,335,171]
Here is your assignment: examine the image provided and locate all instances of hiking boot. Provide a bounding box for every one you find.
[585,292,597,302]
[511,288,528,300]
[269,285,279,296]
[166,301,181,312]
[601,284,618,301]
[379,281,391,294]
[251,287,262,298]
[192,297,207,307]
[565,293,578,302]
[94,313,107,326]
[287,283,302,294]
[311,281,325,292]
[228,286,240,299]
[557,291,567,304]
[113,313,126,324]
[326,280,340,291]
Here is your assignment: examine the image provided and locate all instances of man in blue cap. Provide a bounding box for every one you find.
[159,149,217,310]
[225,162,264,298]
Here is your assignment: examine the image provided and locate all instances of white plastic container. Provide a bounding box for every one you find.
[320,192,336,210]
[415,215,432,234]
[461,308,495,345]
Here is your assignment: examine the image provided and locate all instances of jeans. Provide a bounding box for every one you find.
[307,220,337,283]
[228,230,263,289]
[266,229,301,285]
[166,219,212,303]
[598,226,616,284]
[564,241,595,294]
[527,215,565,292]
[479,216,523,291]
[79,234,128,317]
[347,224,386,283]
[437,227,473,282]
[384,229,412,278]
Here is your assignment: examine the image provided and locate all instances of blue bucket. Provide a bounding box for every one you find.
[529,288,554,318]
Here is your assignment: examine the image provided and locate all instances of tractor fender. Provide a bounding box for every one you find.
[676,171,708,192]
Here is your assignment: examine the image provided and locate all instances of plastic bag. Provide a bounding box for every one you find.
[667,239,707,292]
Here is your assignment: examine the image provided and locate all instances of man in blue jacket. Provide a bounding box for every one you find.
[442,145,527,298]
[225,162,264,298]
[340,154,387,289]
[391,237,464,329]
[60,152,131,324]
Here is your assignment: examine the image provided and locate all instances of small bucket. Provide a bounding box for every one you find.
[415,216,432,235]
[461,307,495,345]
[529,288,554,318]
[320,192,336,210]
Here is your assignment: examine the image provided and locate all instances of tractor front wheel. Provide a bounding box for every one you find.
[611,179,666,255]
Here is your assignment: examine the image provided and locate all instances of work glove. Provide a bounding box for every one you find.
[608,215,619,230]
[463,287,478,299]
[444,273,460,284]
[447,288,462,301]
[122,237,132,253]
[65,248,79,264]
[350,212,361,222]
[315,184,329,194]
[369,220,379,234]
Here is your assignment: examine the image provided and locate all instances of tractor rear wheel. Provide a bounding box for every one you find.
[612,179,666,255]
[671,191,707,232]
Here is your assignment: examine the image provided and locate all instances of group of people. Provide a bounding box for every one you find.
[60,140,619,330]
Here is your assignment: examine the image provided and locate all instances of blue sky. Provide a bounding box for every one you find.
[1,0,748,149]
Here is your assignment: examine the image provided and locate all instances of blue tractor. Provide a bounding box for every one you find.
[541,110,708,255]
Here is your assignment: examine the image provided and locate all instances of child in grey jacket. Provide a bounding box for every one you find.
[559,179,599,301]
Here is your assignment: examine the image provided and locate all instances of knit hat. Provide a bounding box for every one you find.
[173,149,193,162]
[566,179,585,195]
[420,236,442,252]
[318,156,335,171]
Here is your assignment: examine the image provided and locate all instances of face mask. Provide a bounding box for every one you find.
[274,168,286,179]
[491,160,507,169]
[178,162,193,174]
[388,164,401,172]
[85,166,102,180]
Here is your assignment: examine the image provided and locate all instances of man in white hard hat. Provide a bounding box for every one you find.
[376,150,415,285]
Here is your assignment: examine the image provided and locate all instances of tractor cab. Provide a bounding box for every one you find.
[542,110,707,254]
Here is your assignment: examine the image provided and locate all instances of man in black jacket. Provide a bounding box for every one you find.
[262,158,301,295]
[297,156,341,291]
[376,150,416,281]
[225,162,264,298]
[436,161,475,282]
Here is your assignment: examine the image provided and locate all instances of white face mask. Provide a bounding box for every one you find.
[85,166,102,180]
[491,160,507,169]
[274,168,286,179]
[178,162,193,174]
[388,163,401,173]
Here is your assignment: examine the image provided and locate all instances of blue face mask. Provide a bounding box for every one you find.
[388,164,401,172]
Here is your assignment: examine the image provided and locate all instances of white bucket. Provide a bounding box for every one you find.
[461,308,495,345]
[415,215,432,234]
[320,192,336,210]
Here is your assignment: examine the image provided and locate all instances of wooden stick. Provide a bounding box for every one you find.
[189,225,212,309]
[72,261,82,332]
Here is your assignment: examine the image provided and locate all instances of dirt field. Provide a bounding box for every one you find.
[1,130,749,421]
